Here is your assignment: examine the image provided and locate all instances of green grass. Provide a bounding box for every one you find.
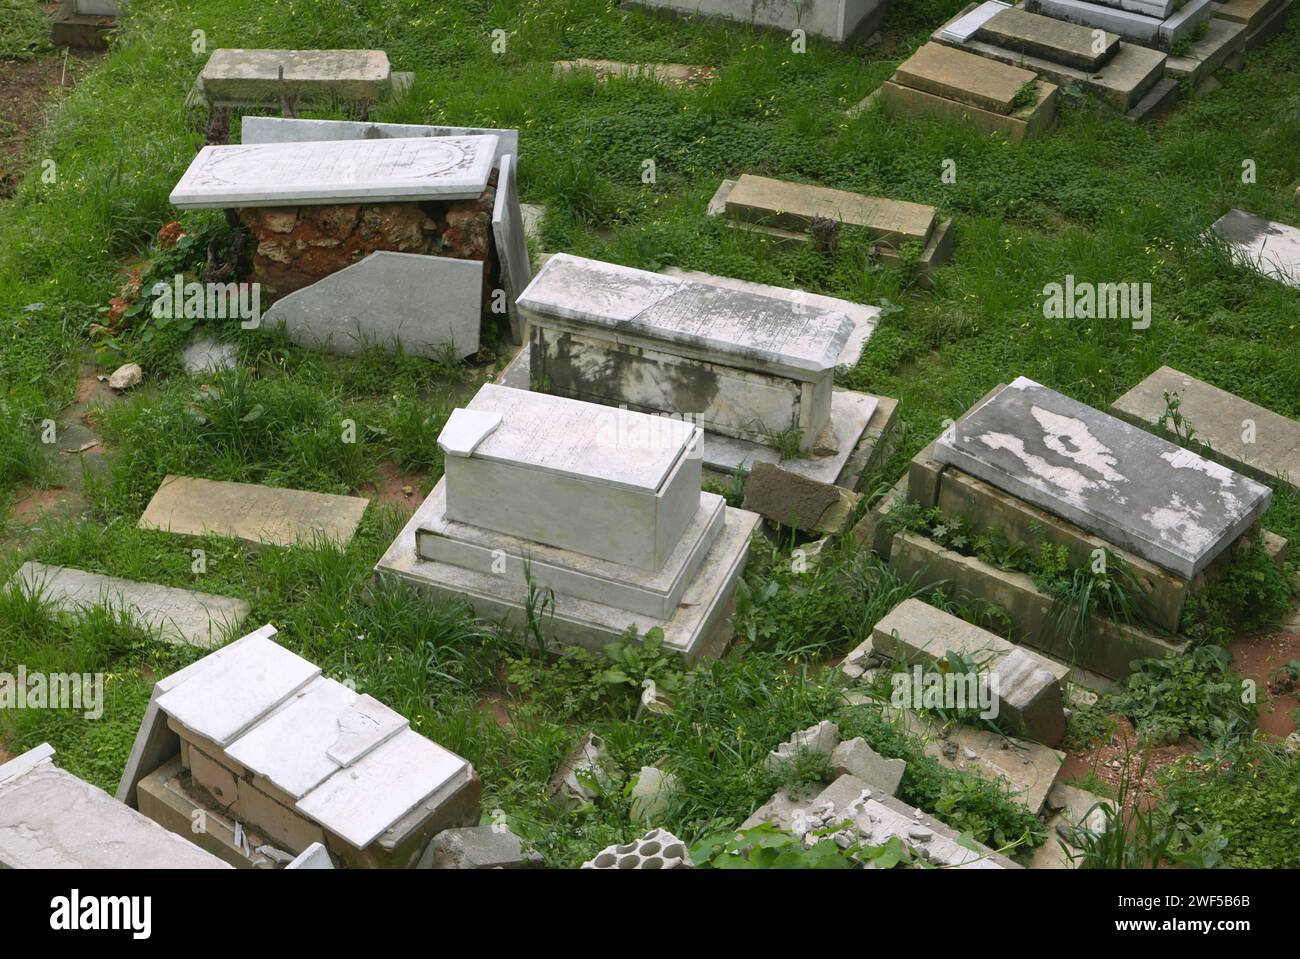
[0,0,1297,867]
[0,0,50,62]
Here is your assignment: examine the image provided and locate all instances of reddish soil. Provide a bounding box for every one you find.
[477,693,513,727]
[1059,716,1200,812]
[1229,628,1300,739]
[357,461,430,513]
[0,43,102,197]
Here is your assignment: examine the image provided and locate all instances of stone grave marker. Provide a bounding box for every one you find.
[1210,208,1300,288]
[894,41,1038,114]
[978,6,1120,70]
[934,376,1273,578]
[624,0,887,43]
[199,49,393,104]
[492,155,533,345]
[239,116,519,168]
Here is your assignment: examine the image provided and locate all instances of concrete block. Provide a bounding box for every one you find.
[583,828,692,868]
[765,720,840,772]
[742,462,861,534]
[829,737,906,794]
[418,825,543,868]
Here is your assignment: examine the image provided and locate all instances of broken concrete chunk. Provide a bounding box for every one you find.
[549,732,623,808]
[108,362,142,390]
[829,738,906,796]
[765,720,840,773]
[630,766,680,823]
[418,825,543,869]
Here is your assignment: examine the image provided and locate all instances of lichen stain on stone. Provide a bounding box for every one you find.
[1142,493,1214,556]
[1029,406,1125,483]
[975,430,1096,507]
[538,331,721,416]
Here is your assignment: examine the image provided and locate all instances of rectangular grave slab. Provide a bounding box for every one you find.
[11,561,248,649]
[139,475,369,547]
[1035,0,1162,43]
[520,253,853,445]
[934,377,1273,578]
[1112,366,1300,491]
[169,135,498,209]
[894,42,1038,114]
[624,0,886,43]
[261,251,483,358]
[1214,0,1287,28]
[1209,208,1300,288]
[941,0,1013,39]
[493,155,533,345]
[724,174,936,246]
[199,49,392,104]
[978,7,1120,70]
[239,116,519,168]
[1090,0,1175,17]
[0,745,230,869]
[880,74,1058,141]
[441,384,702,570]
[872,598,1068,745]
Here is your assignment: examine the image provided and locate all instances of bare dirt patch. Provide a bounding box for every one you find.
[1059,716,1199,812]
[357,460,431,514]
[0,45,102,197]
[1229,630,1300,739]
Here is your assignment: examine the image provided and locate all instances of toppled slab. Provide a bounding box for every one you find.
[139,475,369,548]
[934,376,1273,579]
[11,561,249,649]
[261,251,484,358]
[553,59,717,86]
[492,154,532,345]
[872,598,1068,745]
[1112,366,1300,493]
[1210,208,1300,288]
[742,463,861,535]
[0,744,230,869]
[199,49,393,104]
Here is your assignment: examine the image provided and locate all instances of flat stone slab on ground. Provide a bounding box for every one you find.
[239,116,519,168]
[199,49,392,104]
[934,376,1273,578]
[940,0,1012,39]
[894,41,1038,114]
[0,745,231,869]
[261,251,484,359]
[1210,207,1300,288]
[723,173,936,245]
[553,58,717,85]
[139,475,370,548]
[11,561,249,649]
[1112,365,1300,491]
[169,134,498,209]
[977,7,1120,70]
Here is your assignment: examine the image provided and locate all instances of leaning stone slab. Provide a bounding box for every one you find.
[624,0,886,43]
[261,251,483,359]
[1209,208,1300,289]
[978,7,1120,70]
[239,116,519,168]
[169,134,498,209]
[742,462,861,535]
[894,42,1037,114]
[724,174,936,247]
[492,154,532,345]
[200,49,392,104]
[934,376,1273,578]
[139,475,370,548]
[11,561,249,649]
[1112,366,1300,493]
[872,598,1068,745]
[0,744,230,869]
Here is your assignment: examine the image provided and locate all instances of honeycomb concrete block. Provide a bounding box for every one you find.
[582,828,693,869]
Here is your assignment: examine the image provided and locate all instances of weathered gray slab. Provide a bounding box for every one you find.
[624,0,884,42]
[11,562,248,649]
[894,41,1037,115]
[224,677,407,799]
[155,630,320,747]
[0,747,231,869]
[1090,0,1174,17]
[262,251,483,359]
[661,268,879,368]
[978,7,1120,70]
[519,253,853,378]
[199,49,391,104]
[441,385,702,570]
[724,174,936,246]
[1112,366,1300,490]
[169,135,498,209]
[941,0,1012,39]
[1210,208,1300,288]
[935,377,1272,577]
[70,0,121,16]
[139,475,369,548]
[295,728,469,848]
[1036,0,1161,42]
[182,334,238,373]
[492,155,532,346]
[239,116,519,168]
